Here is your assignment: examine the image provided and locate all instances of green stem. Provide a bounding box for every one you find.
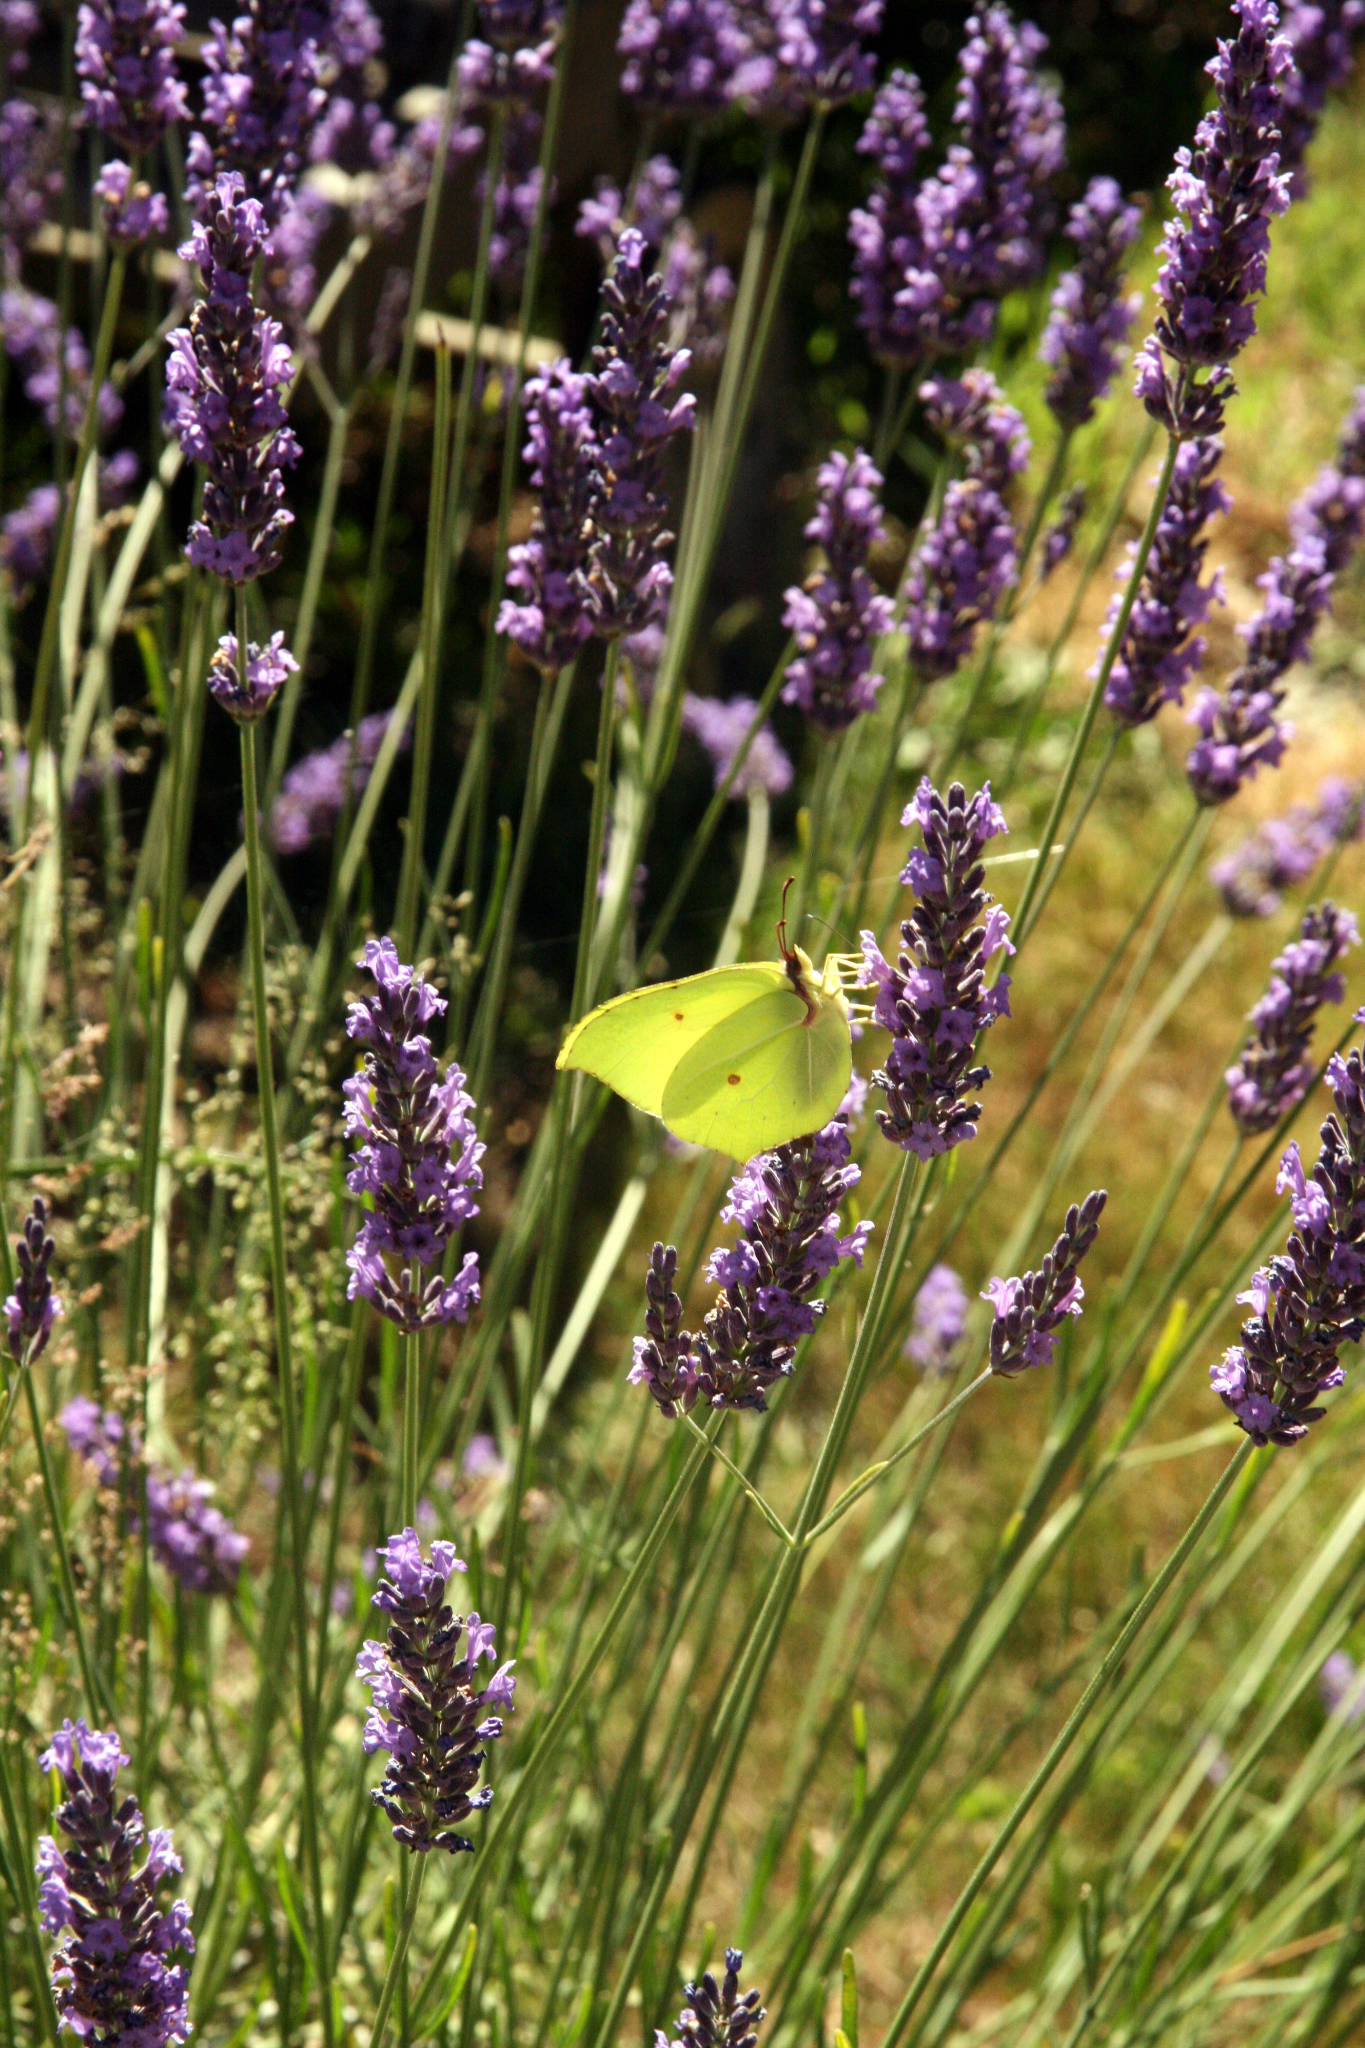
[401,1327,420,1534]
[395,345,453,955]
[21,1364,110,1722]
[367,1857,428,2048]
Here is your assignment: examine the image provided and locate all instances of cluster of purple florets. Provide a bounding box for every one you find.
[681,694,794,798]
[62,1396,249,1597]
[617,0,880,116]
[459,0,562,101]
[186,0,327,227]
[4,1194,62,1365]
[36,1721,195,2048]
[355,1528,515,1853]
[1225,903,1359,1133]
[859,780,1014,1160]
[661,1947,767,2048]
[76,0,184,243]
[1102,437,1229,728]
[1213,778,1364,917]
[1039,177,1143,431]
[270,709,412,853]
[984,1192,1108,1376]
[1212,1031,1365,1442]
[781,447,895,731]
[906,1263,971,1376]
[3,281,123,439]
[1277,0,1365,195]
[577,157,735,362]
[344,939,485,1333]
[630,1116,872,1416]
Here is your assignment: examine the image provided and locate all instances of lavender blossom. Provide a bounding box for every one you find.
[1,2,38,72]
[1226,903,1359,1133]
[93,160,169,246]
[37,1721,195,2048]
[497,358,600,671]
[1187,387,1365,802]
[1320,1648,1365,1720]
[308,0,393,172]
[1040,484,1086,580]
[630,1116,873,1416]
[358,103,483,240]
[781,446,895,731]
[186,1,326,226]
[0,94,63,252]
[577,157,683,262]
[355,1527,515,1852]
[618,0,744,114]
[270,709,411,853]
[1278,1,1365,196]
[2,283,123,438]
[206,630,297,723]
[905,1263,970,1375]
[1212,778,1364,915]
[660,219,736,362]
[458,0,562,104]
[1101,437,1229,727]
[343,939,484,1333]
[1134,0,1292,440]
[859,779,1014,1160]
[984,1190,1107,1375]
[75,0,186,154]
[62,1398,249,1595]
[5,1194,61,1365]
[681,694,793,797]
[729,0,883,113]
[665,1948,766,2048]
[848,68,933,366]
[1,481,60,601]
[1211,1030,1365,1442]
[904,372,1030,682]
[1039,177,1143,430]
[163,173,300,583]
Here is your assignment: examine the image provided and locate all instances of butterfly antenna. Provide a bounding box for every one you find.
[776,875,797,963]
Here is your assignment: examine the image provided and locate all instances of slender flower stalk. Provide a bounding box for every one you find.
[1102,436,1229,727]
[859,779,1014,1160]
[36,1721,195,2048]
[781,446,895,730]
[4,1194,61,1365]
[1212,1028,1365,1441]
[984,1189,1107,1375]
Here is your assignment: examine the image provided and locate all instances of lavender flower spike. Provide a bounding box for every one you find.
[905,1263,970,1376]
[1277,1,1365,197]
[207,630,297,724]
[1211,1027,1365,1442]
[1101,437,1229,727]
[618,0,744,115]
[848,68,933,367]
[76,0,187,154]
[663,1947,765,2048]
[1134,0,1292,440]
[62,1398,248,1595]
[1226,903,1359,1134]
[163,173,301,584]
[985,1190,1107,1375]
[859,779,1014,1160]
[186,2,326,227]
[37,1720,195,2047]
[458,0,563,104]
[5,1194,62,1365]
[1040,177,1143,430]
[782,446,895,731]
[1212,776,1364,917]
[270,709,412,853]
[681,694,793,798]
[355,1528,515,1852]
[1187,385,1365,803]
[497,359,599,672]
[1040,484,1087,580]
[631,1116,873,1416]
[344,939,484,1333]
[729,0,883,114]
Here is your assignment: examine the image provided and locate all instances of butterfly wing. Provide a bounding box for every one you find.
[556,964,790,1118]
[661,981,853,1161]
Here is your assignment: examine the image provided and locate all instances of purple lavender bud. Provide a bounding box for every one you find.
[1040,484,1086,580]
[618,0,746,114]
[1211,1028,1365,1442]
[163,173,301,584]
[576,157,683,262]
[586,226,696,638]
[729,0,883,113]
[1101,436,1229,728]
[480,105,556,292]
[904,372,1029,682]
[355,1527,515,1852]
[2,283,123,439]
[186,1,327,227]
[681,693,793,797]
[1278,1,1365,196]
[458,0,562,104]
[630,1118,873,1416]
[1134,0,1292,440]
[206,630,297,724]
[905,1262,970,1375]
[1187,387,1365,803]
[497,357,600,672]
[1225,903,1359,1133]
[1213,777,1364,916]
[5,1194,62,1365]
[848,67,933,367]
[0,94,62,251]
[269,709,411,853]
[1,1,39,72]
[37,1721,195,2047]
[781,446,895,732]
[310,0,390,173]
[75,0,186,154]
[984,1190,1107,1375]
[672,1948,766,2048]
[1320,1647,1365,1720]
[461,1432,509,1480]
[1039,178,1143,430]
[61,1400,247,1594]
[344,939,485,1333]
[859,778,1014,1160]
[92,159,169,247]
[358,103,484,240]
[262,183,334,337]
[659,219,736,364]
[1,481,61,603]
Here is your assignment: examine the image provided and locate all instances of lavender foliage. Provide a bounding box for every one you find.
[781,446,895,731]
[62,1397,249,1595]
[1211,1031,1365,1442]
[1039,177,1143,430]
[1134,0,1292,440]
[344,939,484,1333]
[206,630,297,724]
[1226,903,1359,1133]
[905,1262,970,1375]
[163,173,301,584]
[859,779,1014,1160]
[1213,777,1364,915]
[4,1193,61,1365]
[1187,387,1365,801]
[355,1528,515,1852]
[37,1721,194,2047]
[75,0,186,154]
[681,694,794,797]
[984,1190,1107,1375]
[1102,437,1229,727]
[1278,0,1365,195]
[630,1117,872,1416]
[270,709,411,853]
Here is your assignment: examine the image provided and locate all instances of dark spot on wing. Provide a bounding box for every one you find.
[674,1010,685,1021]
[728,1073,741,1085]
